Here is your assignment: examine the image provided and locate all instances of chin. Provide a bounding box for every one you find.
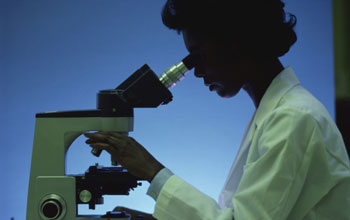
[217,88,241,98]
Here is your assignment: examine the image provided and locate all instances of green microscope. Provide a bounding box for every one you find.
[26,55,194,220]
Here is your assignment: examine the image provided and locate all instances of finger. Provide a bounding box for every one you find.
[100,133,139,148]
[85,132,131,147]
[111,154,119,165]
[85,133,121,147]
[89,143,111,150]
[90,143,122,158]
[84,132,109,141]
[85,138,104,144]
[86,137,113,145]
[99,131,128,139]
[113,206,128,212]
[86,131,123,136]
[85,133,130,158]
[113,206,144,219]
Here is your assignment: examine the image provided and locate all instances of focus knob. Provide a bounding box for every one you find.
[41,199,61,219]
[39,194,66,220]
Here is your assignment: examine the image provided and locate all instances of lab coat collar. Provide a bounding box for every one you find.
[253,66,300,127]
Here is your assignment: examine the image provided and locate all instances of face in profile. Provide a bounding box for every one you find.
[183,30,251,98]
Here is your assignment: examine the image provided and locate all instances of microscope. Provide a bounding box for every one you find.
[26,55,194,220]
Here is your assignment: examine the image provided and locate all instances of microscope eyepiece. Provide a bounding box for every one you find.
[159,54,194,89]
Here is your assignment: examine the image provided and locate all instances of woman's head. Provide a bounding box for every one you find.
[161,0,297,99]
[162,0,297,59]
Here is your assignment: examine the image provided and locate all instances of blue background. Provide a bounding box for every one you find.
[1,0,334,219]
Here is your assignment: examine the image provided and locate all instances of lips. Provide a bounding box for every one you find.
[204,78,219,91]
[209,84,219,91]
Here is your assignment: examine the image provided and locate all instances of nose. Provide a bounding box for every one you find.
[194,67,205,78]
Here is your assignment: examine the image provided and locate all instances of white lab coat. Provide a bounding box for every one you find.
[151,67,350,220]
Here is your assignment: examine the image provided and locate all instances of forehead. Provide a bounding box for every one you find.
[183,29,228,53]
[182,30,204,53]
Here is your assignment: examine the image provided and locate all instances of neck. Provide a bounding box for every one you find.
[243,59,284,108]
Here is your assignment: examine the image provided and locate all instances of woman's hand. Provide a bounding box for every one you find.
[84,131,164,183]
[114,206,157,220]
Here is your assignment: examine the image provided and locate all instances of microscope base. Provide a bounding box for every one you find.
[32,176,130,220]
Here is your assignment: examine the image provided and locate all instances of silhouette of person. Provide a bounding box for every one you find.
[85,0,350,219]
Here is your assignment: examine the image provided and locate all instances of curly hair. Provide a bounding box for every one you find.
[161,0,297,58]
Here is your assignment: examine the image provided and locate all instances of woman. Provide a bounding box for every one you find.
[85,0,350,219]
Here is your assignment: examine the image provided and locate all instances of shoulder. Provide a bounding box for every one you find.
[259,85,336,134]
[256,85,346,161]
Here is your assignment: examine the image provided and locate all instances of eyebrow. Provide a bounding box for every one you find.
[188,46,200,54]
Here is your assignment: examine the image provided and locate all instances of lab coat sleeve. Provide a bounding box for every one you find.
[147,168,174,200]
[233,107,335,220]
[153,175,234,220]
